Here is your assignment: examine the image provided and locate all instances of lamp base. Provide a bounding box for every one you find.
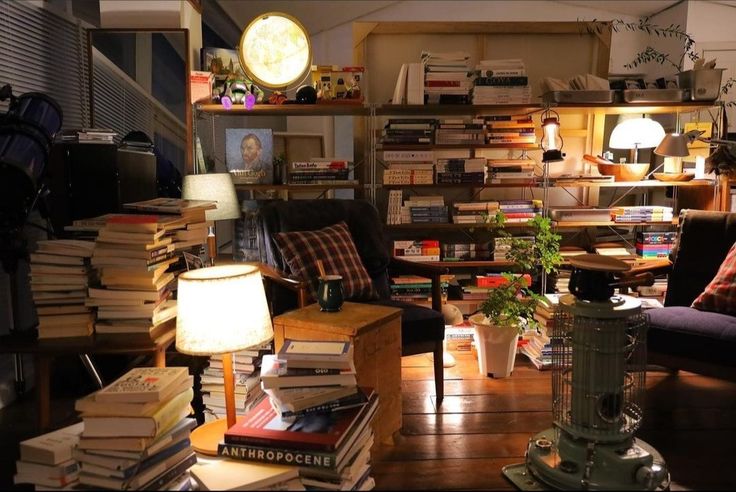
[190,416,243,456]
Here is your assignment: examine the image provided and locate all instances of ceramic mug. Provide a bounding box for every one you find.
[317,275,344,312]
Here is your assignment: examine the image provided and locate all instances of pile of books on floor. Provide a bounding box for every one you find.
[487,158,538,184]
[380,118,436,146]
[289,159,354,185]
[435,157,486,184]
[389,274,451,303]
[422,50,472,104]
[520,293,559,371]
[611,206,673,223]
[201,341,271,423]
[445,321,475,352]
[451,201,500,224]
[400,195,448,224]
[493,235,535,261]
[484,115,536,146]
[636,231,676,258]
[63,214,113,239]
[218,339,379,490]
[434,118,484,146]
[74,366,197,490]
[441,242,492,261]
[472,60,531,105]
[14,421,84,489]
[30,239,95,338]
[393,239,440,262]
[499,199,543,223]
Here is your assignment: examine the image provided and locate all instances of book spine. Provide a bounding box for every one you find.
[475,76,529,86]
[217,443,337,469]
[141,453,197,490]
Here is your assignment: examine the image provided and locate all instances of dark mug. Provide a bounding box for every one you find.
[317,275,344,312]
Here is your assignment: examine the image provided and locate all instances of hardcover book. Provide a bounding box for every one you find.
[277,339,353,370]
[19,422,84,465]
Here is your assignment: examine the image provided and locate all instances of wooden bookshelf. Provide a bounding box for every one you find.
[233,183,361,191]
[195,103,369,116]
[379,143,539,150]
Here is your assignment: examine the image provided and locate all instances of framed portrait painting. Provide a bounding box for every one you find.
[225,128,273,184]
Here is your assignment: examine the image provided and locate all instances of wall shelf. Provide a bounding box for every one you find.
[195,103,370,117]
[380,143,539,150]
[233,183,361,191]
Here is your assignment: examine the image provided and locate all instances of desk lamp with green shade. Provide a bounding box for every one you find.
[176,264,273,455]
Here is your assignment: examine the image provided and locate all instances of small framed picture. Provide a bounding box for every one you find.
[225,128,274,184]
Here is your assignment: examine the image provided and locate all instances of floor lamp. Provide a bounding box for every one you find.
[176,264,273,455]
[181,173,240,266]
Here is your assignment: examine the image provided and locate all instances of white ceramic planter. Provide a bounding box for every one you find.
[470,313,519,378]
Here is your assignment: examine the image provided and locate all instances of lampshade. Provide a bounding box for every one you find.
[654,133,691,157]
[238,12,312,89]
[181,173,240,221]
[176,265,273,356]
[609,117,665,149]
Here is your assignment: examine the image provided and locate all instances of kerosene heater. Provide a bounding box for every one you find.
[504,254,669,490]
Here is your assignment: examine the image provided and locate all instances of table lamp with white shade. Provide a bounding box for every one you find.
[181,173,240,266]
[609,117,665,164]
[176,264,273,455]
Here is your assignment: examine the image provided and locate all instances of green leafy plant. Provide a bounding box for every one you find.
[497,215,563,276]
[478,273,542,333]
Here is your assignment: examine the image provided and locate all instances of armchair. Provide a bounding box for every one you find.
[634,209,736,380]
[255,199,448,404]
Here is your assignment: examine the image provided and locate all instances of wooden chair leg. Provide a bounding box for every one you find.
[433,341,444,407]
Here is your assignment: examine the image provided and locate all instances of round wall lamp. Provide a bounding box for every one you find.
[238,12,312,91]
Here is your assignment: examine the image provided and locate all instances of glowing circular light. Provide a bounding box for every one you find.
[238,12,312,89]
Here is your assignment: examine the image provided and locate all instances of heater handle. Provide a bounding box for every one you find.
[612,272,655,289]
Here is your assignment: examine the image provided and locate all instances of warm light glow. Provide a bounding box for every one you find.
[181,173,240,222]
[543,118,560,151]
[176,265,273,356]
[609,118,665,150]
[239,13,311,89]
[695,155,706,179]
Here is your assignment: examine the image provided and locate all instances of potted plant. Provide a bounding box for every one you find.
[469,273,542,378]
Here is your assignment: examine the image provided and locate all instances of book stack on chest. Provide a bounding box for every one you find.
[219,339,378,490]
[201,341,271,423]
[74,366,197,490]
[14,421,84,490]
[29,240,95,338]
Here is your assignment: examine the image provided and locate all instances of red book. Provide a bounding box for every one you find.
[224,388,377,452]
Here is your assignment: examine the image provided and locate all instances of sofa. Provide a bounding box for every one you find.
[644,209,736,380]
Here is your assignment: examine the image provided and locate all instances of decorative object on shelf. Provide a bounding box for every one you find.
[295,85,317,104]
[503,254,669,491]
[225,128,274,184]
[177,264,274,456]
[238,12,312,104]
[181,173,240,266]
[469,273,542,378]
[540,109,564,162]
[609,116,664,164]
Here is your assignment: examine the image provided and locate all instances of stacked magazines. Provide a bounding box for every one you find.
[218,339,378,490]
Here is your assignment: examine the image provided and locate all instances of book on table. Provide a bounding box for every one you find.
[75,378,193,417]
[18,421,84,466]
[92,366,190,404]
[264,384,360,413]
[76,418,196,456]
[189,459,299,491]
[260,354,357,389]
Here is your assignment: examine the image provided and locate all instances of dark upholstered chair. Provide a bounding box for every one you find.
[641,209,736,380]
[255,199,447,404]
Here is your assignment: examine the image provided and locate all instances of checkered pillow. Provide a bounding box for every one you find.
[272,221,377,301]
[691,240,736,315]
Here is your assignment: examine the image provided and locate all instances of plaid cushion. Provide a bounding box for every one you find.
[272,221,377,301]
[691,240,736,315]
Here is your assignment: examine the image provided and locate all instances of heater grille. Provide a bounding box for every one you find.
[552,301,647,443]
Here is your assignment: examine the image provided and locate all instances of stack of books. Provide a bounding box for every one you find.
[190,459,301,491]
[499,199,543,223]
[445,321,475,352]
[380,118,436,146]
[30,239,95,338]
[219,339,379,490]
[63,214,115,239]
[289,159,353,185]
[382,149,435,186]
[389,275,450,303]
[422,50,472,104]
[434,119,485,146]
[201,341,271,423]
[472,60,531,105]
[400,196,448,224]
[636,231,676,258]
[493,235,535,261]
[451,201,500,224]
[14,422,84,489]
[520,294,560,371]
[487,158,538,184]
[393,240,440,262]
[74,367,197,490]
[386,190,404,225]
[611,206,674,223]
[441,242,492,261]
[58,128,117,144]
[484,115,536,146]
[435,157,486,184]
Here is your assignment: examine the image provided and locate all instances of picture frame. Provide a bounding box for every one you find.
[225,128,274,184]
[273,132,325,183]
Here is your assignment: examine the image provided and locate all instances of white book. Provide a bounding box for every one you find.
[19,421,84,465]
[406,62,425,105]
[391,63,408,104]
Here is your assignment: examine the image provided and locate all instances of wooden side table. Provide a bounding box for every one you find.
[272,302,402,446]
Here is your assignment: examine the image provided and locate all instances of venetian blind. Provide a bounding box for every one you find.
[0,0,89,130]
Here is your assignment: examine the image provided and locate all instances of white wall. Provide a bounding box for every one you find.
[687,1,736,46]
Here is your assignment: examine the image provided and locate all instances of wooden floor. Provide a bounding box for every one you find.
[1,352,736,490]
[371,351,736,491]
